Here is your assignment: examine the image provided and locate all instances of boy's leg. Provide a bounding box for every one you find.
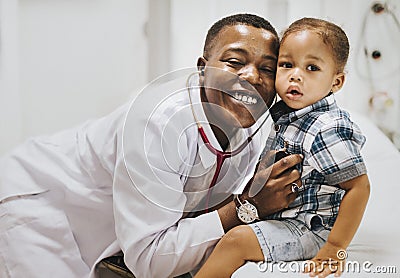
[194,225,264,278]
[249,218,329,263]
[0,191,90,278]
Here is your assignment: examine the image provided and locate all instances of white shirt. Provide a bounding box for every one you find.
[0,71,267,277]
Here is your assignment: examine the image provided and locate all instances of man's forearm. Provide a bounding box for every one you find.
[217,200,242,232]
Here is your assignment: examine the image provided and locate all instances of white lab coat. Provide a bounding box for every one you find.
[0,72,267,278]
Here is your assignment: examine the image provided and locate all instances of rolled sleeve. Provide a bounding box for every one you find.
[308,118,367,185]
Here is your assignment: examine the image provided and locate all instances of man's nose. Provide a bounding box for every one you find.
[289,68,302,82]
[238,64,262,85]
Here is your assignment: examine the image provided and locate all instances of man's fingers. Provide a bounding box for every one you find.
[245,153,303,212]
[288,180,302,192]
[248,169,300,200]
[258,150,276,170]
[270,153,303,177]
[285,191,297,207]
[248,178,265,198]
[273,168,301,189]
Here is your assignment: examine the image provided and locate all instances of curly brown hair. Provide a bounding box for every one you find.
[281,17,349,73]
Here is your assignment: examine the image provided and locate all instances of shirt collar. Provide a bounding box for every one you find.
[270,94,336,124]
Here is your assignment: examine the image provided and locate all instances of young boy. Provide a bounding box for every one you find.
[194,17,370,278]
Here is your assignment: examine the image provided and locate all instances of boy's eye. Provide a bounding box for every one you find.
[279,62,292,68]
[307,65,320,71]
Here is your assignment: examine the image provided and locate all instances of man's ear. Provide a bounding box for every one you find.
[331,73,345,93]
[197,57,207,84]
[197,57,207,74]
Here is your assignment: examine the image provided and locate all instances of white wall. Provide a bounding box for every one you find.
[170,0,286,70]
[19,0,148,136]
[1,0,399,154]
[169,0,400,148]
[0,0,21,155]
[169,0,400,112]
[0,0,148,155]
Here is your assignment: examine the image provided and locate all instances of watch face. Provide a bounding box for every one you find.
[237,201,258,224]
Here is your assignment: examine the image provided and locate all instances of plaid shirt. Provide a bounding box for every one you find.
[263,94,366,227]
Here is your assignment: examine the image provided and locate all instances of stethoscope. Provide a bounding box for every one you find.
[186,71,273,212]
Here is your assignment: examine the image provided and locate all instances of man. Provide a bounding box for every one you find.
[0,14,302,278]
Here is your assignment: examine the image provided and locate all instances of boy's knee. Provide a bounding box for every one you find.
[221,225,254,248]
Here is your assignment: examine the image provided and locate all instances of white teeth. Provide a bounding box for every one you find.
[234,93,258,105]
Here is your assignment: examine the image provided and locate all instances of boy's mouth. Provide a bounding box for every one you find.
[288,90,301,95]
[286,86,303,99]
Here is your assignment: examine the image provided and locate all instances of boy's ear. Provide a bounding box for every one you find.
[331,73,345,93]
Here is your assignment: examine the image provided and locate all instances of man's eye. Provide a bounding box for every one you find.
[279,62,292,68]
[307,65,320,71]
[260,67,275,75]
[226,59,244,66]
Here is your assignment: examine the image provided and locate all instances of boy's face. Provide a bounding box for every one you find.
[275,30,343,110]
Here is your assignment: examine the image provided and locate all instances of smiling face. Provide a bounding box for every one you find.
[275,30,345,110]
[198,24,278,131]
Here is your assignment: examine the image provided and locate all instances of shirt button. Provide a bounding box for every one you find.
[301,226,308,232]
[274,125,280,132]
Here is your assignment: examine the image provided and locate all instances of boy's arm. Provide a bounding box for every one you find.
[304,174,370,277]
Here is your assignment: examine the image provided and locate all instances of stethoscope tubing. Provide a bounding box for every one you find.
[186,71,272,212]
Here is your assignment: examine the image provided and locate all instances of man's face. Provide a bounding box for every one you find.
[200,24,278,130]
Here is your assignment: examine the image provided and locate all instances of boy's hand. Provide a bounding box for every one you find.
[304,242,347,277]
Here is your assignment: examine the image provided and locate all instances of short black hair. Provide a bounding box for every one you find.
[203,13,279,58]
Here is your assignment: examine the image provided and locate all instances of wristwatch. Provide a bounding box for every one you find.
[234,194,259,224]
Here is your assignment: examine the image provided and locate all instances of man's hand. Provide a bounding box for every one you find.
[217,152,302,232]
[304,242,347,277]
[242,152,303,218]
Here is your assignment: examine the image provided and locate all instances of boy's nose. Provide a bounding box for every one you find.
[289,69,302,82]
[290,76,302,82]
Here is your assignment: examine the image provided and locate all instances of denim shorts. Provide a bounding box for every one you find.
[249,215,330,262]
